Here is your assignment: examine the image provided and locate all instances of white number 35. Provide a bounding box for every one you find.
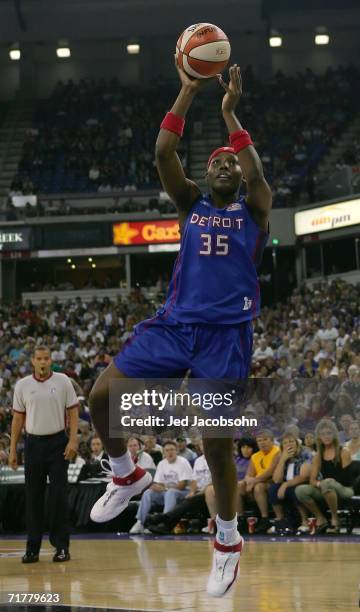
[199,233,229,256]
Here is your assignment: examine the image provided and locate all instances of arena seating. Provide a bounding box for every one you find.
[0,278,359,536]
[7,65,360,213]
[16,79,184,195]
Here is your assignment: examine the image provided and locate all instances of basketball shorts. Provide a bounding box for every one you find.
[114,314,253,379]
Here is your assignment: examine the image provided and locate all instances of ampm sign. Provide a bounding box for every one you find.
[295,198,360,236]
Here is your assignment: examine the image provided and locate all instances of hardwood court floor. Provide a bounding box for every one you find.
[0,536,358,611]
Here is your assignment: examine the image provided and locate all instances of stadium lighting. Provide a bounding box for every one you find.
[88,257,93,262]
[91,263,96,269]
[127,43,140,55]
[269,31,282,48]
[57,41,71,58]
[71,264,76,270]
[315,28,329,45]
[9,44,21,61]
[67,258,72,263]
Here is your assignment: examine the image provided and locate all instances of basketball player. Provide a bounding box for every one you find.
[89,63,271,597]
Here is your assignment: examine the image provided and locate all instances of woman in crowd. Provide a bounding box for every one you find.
[345,421,360,460]
[269,431,312,533]
[235,436,258,481]
[127,436,156,471]
[303,432,317,455]
[295,418,353,534]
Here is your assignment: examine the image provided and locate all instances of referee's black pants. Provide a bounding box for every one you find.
[24,430,70,554]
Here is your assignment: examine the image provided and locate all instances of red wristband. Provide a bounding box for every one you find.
[160,112,185,137]
[229,129,253,152]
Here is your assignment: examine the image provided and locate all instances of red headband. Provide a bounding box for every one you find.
[207,146,235,168]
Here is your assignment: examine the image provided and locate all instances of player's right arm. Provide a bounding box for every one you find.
[9,411,26,470]
[155,61,205,221]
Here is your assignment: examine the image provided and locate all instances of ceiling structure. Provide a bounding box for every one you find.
[0,0,264,43]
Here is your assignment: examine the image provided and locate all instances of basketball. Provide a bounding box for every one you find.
[176,23,231,79]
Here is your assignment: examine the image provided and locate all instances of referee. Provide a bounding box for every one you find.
[9,345,79,563]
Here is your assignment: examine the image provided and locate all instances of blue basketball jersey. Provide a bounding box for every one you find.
[158,194,268,324]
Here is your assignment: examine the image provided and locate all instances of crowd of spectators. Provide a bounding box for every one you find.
[13,78,187,196]
[0,277,359,534]
[336,137,360,170]
[6,65,360,215]
[230,65,360,208]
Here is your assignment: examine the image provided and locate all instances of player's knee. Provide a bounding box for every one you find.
[203,439,233,468]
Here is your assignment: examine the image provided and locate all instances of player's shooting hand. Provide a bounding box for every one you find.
[174,55,211,93]
[218,64,242,113]
[64,438,78,461]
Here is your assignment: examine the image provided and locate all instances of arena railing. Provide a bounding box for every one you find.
[21,286,162,305]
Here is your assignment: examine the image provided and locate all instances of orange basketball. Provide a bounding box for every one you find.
[176,23,231,79]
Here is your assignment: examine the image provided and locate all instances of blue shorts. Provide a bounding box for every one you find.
[114,314,253,379]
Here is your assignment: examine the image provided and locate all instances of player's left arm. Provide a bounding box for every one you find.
[218,65,272,232]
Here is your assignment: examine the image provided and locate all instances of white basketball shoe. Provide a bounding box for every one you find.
[90,465,152,523]
[206,535,244,597]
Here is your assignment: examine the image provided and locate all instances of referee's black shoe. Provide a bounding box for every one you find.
[53,549,70,562]
[22,551,39,564]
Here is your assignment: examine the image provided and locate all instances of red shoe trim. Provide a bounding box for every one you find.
[225,560,239,593]
[214,539,243,554]
[112,466,146,486]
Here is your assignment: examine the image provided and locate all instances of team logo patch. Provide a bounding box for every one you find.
[226,203,242,211]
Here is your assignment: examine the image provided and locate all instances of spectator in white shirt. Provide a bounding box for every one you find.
[316,321,339,342]
[277,336,291,360]
[147,447,212,535]
[253,339,274,361]
[130,441,192,533]
[51,344,66,363]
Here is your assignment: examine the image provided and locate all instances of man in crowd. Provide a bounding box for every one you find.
[130,440,192,534]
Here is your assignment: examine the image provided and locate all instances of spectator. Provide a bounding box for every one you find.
[269,431,312,533]
[295,418,353,534]
[344,421,360,461]
[341,365,360,405]
[90,436,108,462]
[127,436,156,471]
[303,432,317,455]
[143,435,163,465]
[235,436,258,481]
[237,430,280,534]
[130,441,192,534]
[176,436,197,464]
[337,413,355,444]
[253,339,274,361]
[146,442,212,535]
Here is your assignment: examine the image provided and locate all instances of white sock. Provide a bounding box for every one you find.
[216,514,239,546]
[109,451,135,477]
